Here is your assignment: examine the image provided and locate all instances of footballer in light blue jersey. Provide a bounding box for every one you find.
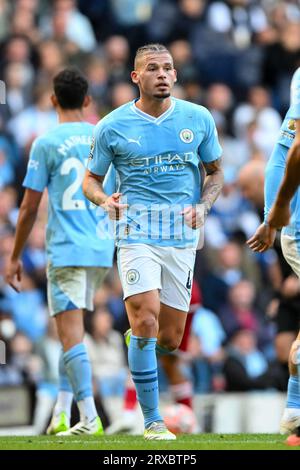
[24,122,115,267]
[263,68,300,232]
[84,44,223,440]
[248,68,300,443]
[88,97,222,247]
[6,68,113,437]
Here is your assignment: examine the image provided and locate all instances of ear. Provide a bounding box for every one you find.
[51,94,58,108]
[83,95,92,108]
[174,69,177,83]
[131,70,139,85]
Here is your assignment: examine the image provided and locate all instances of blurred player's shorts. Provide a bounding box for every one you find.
[117,244,196,312]
[281,230,300,278]
[47,264,108,316]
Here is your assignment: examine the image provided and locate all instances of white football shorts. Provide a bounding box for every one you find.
[281,232,300,279]
[117,244,196,312]
[47,264,108,316]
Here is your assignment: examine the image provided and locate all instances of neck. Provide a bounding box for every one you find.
[135,96,172,118]
[57,108,85,123]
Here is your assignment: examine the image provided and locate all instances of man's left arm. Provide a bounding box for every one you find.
[201,159,224,215]
[182,159,223,229]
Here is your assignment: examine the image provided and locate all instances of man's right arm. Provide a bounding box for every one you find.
[82,170,107,206]
[268,120,300,228]
[5,189,42,291]
[83,169,128,219]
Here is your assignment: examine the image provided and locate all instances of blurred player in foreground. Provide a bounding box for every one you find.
[247,67,300,445]
[238,161,299,393]
[5,68,115,436]
[83,43,223,440]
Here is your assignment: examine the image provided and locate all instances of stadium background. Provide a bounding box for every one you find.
[0,0,299,434]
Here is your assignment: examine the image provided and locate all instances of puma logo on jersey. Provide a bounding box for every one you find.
[28,160,39,170]
[126,136,142,147]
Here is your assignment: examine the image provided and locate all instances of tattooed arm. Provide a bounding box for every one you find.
[83,170,128,219]
[201,158,224,215]
[182,158,223,229]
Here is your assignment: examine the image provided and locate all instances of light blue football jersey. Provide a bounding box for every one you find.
[88,97,222,248]
[23,122,115,267]
[265,68,300,231]
[278,67,300,149]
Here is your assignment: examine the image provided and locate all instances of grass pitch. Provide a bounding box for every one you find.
[0,433,298,450]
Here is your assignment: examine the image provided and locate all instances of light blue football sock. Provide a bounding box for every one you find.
[63,343,93,402]
[128,335,163,428]
[287,376,300,409]
[59,349,73,392]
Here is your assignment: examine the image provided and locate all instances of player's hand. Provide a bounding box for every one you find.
[268,203,291,229]
[246,222,276,253]
[102,193,128,220]
[181,203,208,229]
[5,258,23,293]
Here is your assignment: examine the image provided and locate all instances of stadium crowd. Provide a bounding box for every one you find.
[0,0,300,430]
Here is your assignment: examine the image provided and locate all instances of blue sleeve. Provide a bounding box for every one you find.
[87,120,114,176]
[23,138,49,192]
[198,108,223,163]
[264,143,288,222]
[289,67,300,119]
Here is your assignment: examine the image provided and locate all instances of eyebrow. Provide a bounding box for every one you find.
[146,62,173,67]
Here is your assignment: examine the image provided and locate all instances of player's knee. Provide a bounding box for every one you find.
[288,340,300,375]
[159,335,182,352]
[160,326,184,352]
[135,314,158,336]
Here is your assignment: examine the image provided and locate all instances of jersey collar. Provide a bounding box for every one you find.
[130,98,176,125]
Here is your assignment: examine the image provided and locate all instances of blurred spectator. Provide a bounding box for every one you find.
[85,306,127,398]
[8,82,57,152]
[104,35,131,84]
[0,34,35,81]
[37,40,66,81]
[189,305,226,392]
[262,21,300,113]
[219,280,260,336]
[110,81,137,109]
[4,62,32,117]
[105,266,128,333]
[0,0,11,42]
[0,271,48,342]
[206,83,234,134]
[204,170,260,247]
[218,279,274,357]
[0,186,18,229]
[223,328,286,391]
[201,240,262,311]
[85,56,109,106]
[233,85,281,158]
[41,0,97,53]
[10,331,42,383]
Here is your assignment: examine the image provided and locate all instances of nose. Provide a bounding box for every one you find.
[157,67,167,78]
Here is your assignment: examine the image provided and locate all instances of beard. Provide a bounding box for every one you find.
[153,91,171,99]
